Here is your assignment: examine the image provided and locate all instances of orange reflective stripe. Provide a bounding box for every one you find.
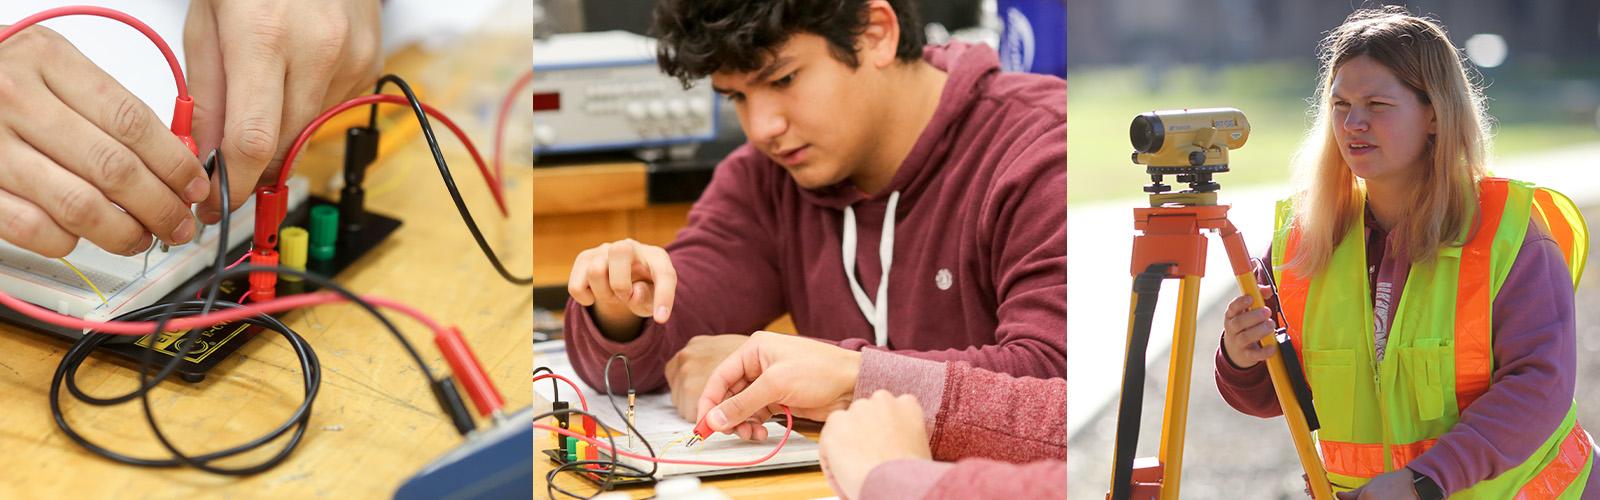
[1279,226,1308,357]
[1320,439,1437,478]
[1455,179,1505,412]
[1515,424,1594,500]
[1391,439,1437,470]
[1533,189,1577,271]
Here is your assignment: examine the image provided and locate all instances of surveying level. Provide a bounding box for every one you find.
[1107,108,1333,500]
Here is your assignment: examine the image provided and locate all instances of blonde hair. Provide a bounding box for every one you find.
[1285,6,1492,276]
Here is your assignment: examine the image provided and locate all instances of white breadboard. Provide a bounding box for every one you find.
[0,177,310,329]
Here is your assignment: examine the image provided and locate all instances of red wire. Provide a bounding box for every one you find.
[532,373,589,411]
[493,69,534,187]
[533,405,794,467]
[193,253,252,300]
[276,94,508,216]
[0,6,188,98]
[0,288,447,338]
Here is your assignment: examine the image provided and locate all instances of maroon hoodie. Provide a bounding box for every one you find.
[563,42,1066,392]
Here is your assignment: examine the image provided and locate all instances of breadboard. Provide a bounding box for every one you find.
[0,177,310,331]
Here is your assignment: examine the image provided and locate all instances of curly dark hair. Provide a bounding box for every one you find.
[651,0,926,87]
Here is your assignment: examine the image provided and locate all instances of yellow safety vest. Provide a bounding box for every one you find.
[1270,178,1594,498]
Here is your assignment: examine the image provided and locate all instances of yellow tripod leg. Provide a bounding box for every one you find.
[1235,272,1334,500]
[1157,276,1202,500]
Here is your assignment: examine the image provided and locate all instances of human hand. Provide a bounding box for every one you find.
[183,0,381,221]
[695,331,861,441]
[665,333,749,421]
[819,390,932,500]
[1221,284,1278,369]
[568,238,678,340]
[0,25,207,257]
[1336,468,1420,500]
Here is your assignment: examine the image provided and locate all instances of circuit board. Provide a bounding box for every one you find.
[0,177,404,382]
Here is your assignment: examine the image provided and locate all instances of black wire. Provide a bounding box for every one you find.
[603,354,654,482]
[50,302,318,472]
[533,366,559,402]
[536,407,655,500]
[48,151,447,475]
[48,151,313,475]
[370,74,533,286]
[533,355,660,499]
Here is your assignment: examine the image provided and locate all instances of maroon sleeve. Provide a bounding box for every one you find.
[853,350,1066,463]
[861,458,1066,500]
[1407,222,1579,495]
[863,119,1067,379]
[563,148,788,392]
[926,358,1066,463]
[1213,254,1286,417]
[853,352,1066,500]
[853,349,948,432]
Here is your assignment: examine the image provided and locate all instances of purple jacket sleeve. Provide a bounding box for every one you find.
[563,152,787,393]
[854,350,1066,498]
[842,121,1067,379]
[861,458,1067,500]
[1407,223,1579,495]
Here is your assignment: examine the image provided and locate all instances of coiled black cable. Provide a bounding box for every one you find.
[49,151,451,475]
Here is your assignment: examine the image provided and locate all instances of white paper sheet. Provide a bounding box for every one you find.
[533,345,819,478]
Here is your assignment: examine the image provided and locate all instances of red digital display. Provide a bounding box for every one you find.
[532,92,561,112]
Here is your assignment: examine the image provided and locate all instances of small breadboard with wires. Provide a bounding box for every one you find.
[0,177,404,382]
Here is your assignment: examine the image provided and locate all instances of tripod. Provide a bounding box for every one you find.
[1106,189,1333,500]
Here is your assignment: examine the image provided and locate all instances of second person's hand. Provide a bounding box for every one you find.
[694,331,862,441]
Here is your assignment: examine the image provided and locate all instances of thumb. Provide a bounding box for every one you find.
[1259,283,1275,302]
[708,375,784,433]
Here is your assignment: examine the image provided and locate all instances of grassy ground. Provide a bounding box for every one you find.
[1067,62,1600,205]
[1067,202,1600,499]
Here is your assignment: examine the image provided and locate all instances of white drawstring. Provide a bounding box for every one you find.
[842,191,900,347]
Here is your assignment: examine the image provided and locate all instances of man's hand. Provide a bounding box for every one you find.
[819,391,932,500]
[1336,469,1420,500]
[0,25,207,257]
[696,331,861,441]
[568,238,678,341]
[665,334,748,421]
[183,0,381,221]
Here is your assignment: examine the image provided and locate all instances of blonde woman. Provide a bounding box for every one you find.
[1215,7,1595,499]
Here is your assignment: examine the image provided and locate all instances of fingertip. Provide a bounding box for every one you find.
[655,305,670,323]
[707,407,729,430]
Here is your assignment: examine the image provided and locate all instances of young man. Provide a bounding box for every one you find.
[563,0,1065,419]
